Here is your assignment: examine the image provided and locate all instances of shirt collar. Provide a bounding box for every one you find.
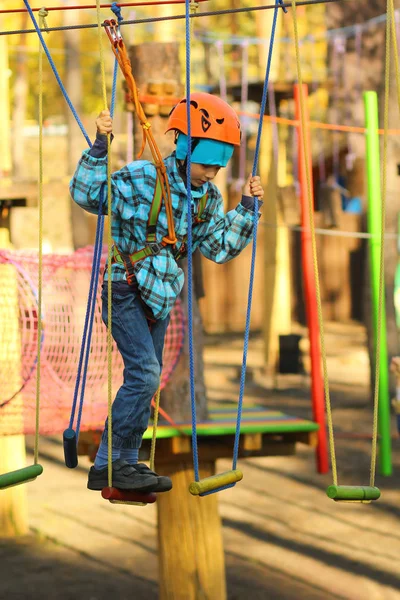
[164,152,209,199]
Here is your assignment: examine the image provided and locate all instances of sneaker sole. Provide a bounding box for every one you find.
[144,479,173,493]
[87,476,158,492]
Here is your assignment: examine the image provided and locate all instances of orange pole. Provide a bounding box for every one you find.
[294,83,329,474]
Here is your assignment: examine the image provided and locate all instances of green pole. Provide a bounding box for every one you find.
[364,91,392,476]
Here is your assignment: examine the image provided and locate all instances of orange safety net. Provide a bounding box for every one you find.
[0,247,184,436]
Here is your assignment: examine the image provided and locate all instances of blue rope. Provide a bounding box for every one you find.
[24,0,120,444]
[71,61,119,440]
[185,0,200,483]
[186,0,284,492]
[232,0,284,472]
[23,0,91,147]
[111,2,124,23]
[73,190,105,436]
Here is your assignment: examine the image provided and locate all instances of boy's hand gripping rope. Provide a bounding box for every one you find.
[104,19,177,246]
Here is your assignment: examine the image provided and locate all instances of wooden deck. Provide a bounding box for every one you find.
[78,405,319,464]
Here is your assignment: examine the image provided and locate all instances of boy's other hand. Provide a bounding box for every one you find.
[96,109,113,135]
[243,175,264,201]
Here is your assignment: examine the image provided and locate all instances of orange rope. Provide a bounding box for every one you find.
[105,19,177,245]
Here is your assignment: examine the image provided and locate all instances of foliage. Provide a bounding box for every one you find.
[3,0,328,125]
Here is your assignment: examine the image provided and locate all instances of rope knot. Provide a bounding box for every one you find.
[189,0,199,14]
[277,0,287,13]
[38,7,49,30]
[111,2,123,23]
[142,122,151,130]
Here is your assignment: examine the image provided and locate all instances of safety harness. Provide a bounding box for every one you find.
[104,19,177,250]
[112,177,208,285]
[104,18,209,288]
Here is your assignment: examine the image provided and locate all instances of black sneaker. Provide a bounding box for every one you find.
[133,463,173,493]
[87,459,158,491]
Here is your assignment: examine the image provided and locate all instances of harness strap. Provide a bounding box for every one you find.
[113,182,209,270]
[104,18,177,247]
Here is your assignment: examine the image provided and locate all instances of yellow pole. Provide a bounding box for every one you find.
[0,229,29,536]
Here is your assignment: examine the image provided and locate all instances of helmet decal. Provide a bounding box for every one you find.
[165,92,241,147]
[201,115,211,133]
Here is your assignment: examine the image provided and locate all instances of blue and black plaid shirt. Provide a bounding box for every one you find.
[70,144,259,320]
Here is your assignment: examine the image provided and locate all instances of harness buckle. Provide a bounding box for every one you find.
[148,242,164,256]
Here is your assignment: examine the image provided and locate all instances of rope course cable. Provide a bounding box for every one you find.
[290,0,389,502]
[0,0,209,14]
[0,0,345,37]
[186,0,286,497]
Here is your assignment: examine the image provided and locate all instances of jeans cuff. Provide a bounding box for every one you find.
[102,429,143,449]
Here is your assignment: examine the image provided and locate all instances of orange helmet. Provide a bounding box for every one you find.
[166,92,241,147]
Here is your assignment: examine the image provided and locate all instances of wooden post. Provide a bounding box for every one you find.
[0,229,29,536]
[157,461,226,600]
[128,42,227,598]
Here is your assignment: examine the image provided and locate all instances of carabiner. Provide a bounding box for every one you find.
[103,18,123,49]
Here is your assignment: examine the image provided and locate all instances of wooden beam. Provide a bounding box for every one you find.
[157,460,226,600]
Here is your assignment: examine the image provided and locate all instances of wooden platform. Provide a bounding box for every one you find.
[78,405,319,464]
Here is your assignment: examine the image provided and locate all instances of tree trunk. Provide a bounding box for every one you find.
[0,23,12,177]
[162,258,208,422]
[325,0,399,394]
[11,15,28,180]
[129,41,181,161]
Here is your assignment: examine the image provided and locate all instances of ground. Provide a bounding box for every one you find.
[0,321,400,600]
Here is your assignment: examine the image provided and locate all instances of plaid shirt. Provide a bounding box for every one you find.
[70,150,258,320]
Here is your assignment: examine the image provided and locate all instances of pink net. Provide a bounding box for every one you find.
[0,248,185,436]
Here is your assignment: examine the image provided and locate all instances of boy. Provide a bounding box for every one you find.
[70,92,264,493]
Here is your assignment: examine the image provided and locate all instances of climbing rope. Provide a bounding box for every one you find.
[23,1,167,475]
[291,0,338,484]
[186,0,286,492]
[1,0,346,38]
[104,19,177,246]
[33,6,48,466]
[291,0,387,489]
[94,0,114,489]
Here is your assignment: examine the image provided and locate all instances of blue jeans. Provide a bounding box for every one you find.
[101,281,170,449]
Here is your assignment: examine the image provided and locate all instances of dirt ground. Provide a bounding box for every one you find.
[1,321,400,600]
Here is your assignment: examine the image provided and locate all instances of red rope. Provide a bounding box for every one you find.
[0,0,208,14]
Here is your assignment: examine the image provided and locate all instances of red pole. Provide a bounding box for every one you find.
[294,83,329,474]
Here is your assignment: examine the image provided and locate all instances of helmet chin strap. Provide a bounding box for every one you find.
[176,137,200,186]
[177,159,188,184]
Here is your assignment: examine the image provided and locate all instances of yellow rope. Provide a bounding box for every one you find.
[369,0,391,486]
[95,1,113,488]
[95,9,161,484]
[291,1,386,488]
[149,387,161,471]
[291,1,338,484]
[389,0,400,108]
[189,0,198,38]
[34,8,48,465]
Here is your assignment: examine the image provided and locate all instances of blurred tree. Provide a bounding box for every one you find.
[326,0,399,392]
[63,1,89,248]
[11,13,28,180]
